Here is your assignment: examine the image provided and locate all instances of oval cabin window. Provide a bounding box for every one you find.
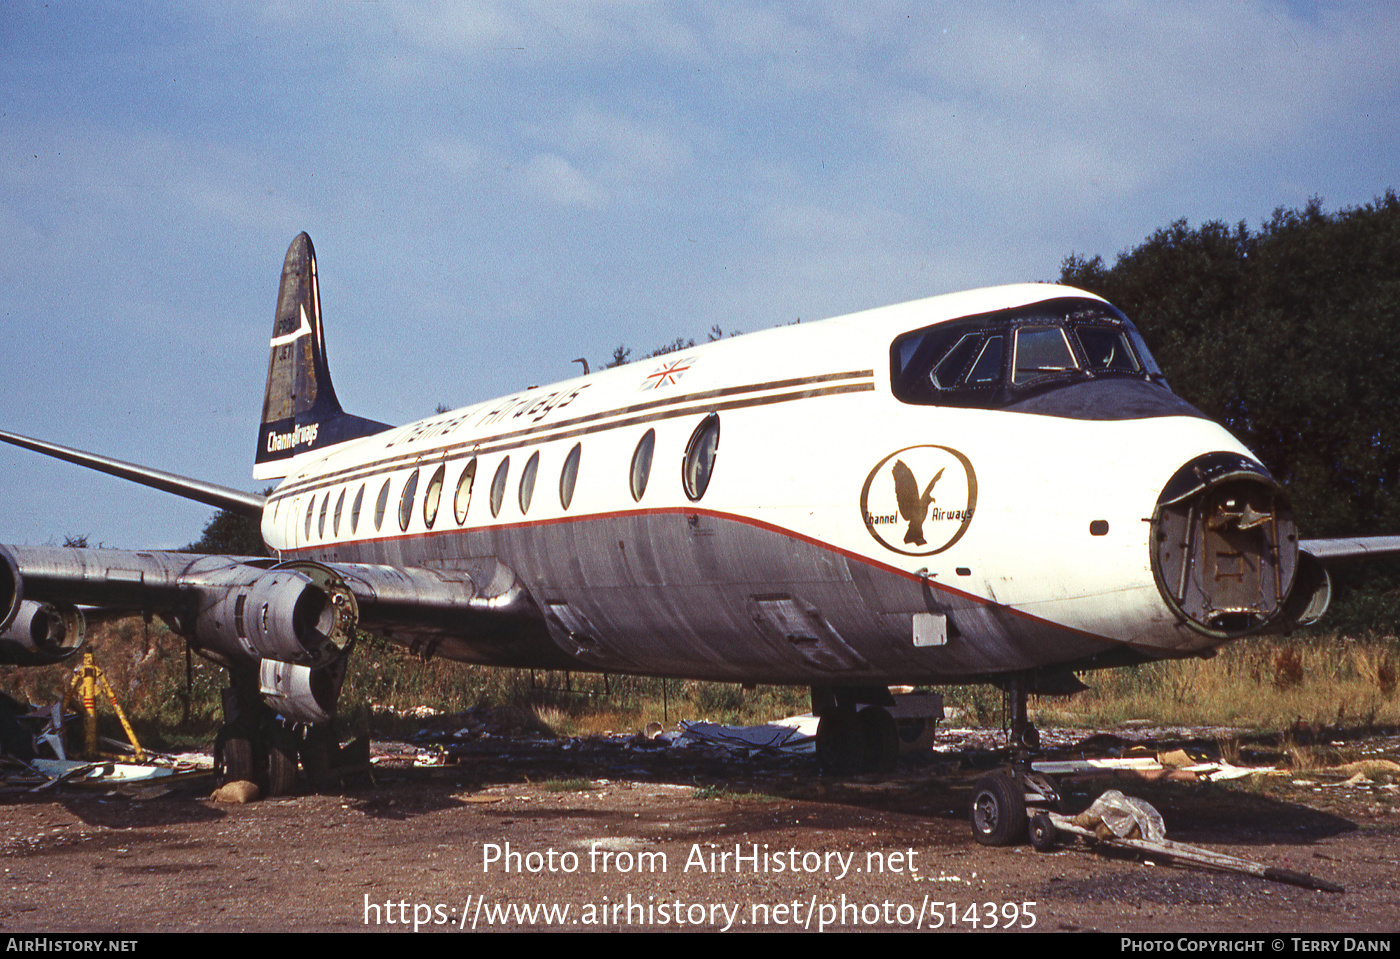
[374,478,391,531]
[559,443,581,510]
[398,469,420,532]
[423,463,446,529]
[454,459,477,524]
[683,414,720,501]
[490,457,510,518]
[630,430,655,502]
[519,451,539,514]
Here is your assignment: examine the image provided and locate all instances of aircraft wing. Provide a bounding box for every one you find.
[0,544,542,707]
[1299,536,1400,562]
[0,428,265,518]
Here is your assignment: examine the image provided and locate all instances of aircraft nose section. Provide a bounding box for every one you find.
[1150,452,1300,637]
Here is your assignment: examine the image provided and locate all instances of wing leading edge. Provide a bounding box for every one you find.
[1300,536,1400,562]
[0,428,266,518]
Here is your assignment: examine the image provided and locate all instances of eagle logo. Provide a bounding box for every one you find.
[892,461,944,546]
[860,445,977,556]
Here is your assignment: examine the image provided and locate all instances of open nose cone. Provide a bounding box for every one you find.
[1150,452,1299,637]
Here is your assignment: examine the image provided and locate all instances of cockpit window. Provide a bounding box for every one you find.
[932,333,982,389]
[1077,326,1140,373]
[891,297,1168,409]
[967,335,1003,385]
[1012,326,1078,385]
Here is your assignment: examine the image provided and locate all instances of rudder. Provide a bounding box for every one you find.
[254,233,390,480]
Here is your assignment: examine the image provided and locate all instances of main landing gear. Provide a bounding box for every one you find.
[812,687,900,776]
[968,673,1061,847]
[213,667,336,796]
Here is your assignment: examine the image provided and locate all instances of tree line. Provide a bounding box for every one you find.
[1061,191,1400,632]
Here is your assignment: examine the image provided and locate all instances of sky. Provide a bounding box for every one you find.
[2,1,1398,549]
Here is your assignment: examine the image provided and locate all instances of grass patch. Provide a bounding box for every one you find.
[0,621,809,748]
[534,778,599,792]
[692,784,781,802]
[4,619,1393,752]
[1034,633,1400,730]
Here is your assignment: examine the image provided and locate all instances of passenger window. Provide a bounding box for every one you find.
[683,414,720,501]
[1013,326,1078,385]
[305,496,316,539]
[560,443,581,510]
[398,469,420,532]
[351,484,365,533]
[374,477,391,531]
[333,488,345,536]
[318,492,329,537]
[630,430,655,502]
[454,459,477,523]
[490,457,510,518]
[423,464,445,529]
[519,451,539,514]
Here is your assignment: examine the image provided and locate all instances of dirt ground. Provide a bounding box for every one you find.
[1,720,1397,934]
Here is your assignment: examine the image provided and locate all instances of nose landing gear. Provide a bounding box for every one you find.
[969,673,1060,846]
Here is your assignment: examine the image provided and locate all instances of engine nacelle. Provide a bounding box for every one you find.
[191,562,357,669]
[258,658,344,725]
[1260,550,1333,634]
[0,545,21,635]
[0,600,86,666]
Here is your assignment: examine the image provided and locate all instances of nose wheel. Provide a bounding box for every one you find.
[968,672,1060,845]
[969,770,1026,846]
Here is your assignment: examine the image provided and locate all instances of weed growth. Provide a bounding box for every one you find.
[3,622,1394,748]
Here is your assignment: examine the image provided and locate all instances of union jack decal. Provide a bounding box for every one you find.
[640,355,695,390]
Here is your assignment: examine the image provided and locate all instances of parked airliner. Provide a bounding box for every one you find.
[4,233,1396,842]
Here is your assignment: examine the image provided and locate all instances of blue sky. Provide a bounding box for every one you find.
[2,1,1398,549]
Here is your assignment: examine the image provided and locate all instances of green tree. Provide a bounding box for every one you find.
[183,490,272,556]
[1062,192,1400,632]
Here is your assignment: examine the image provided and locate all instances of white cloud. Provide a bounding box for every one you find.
[525,103,694,195]
[520,152,608,207]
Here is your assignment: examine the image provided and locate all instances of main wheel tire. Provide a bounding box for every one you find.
[266,727,300,797]
[816,706,864,777]
[214,728,255,785]
[1029,811,1058,852]
[857,706,898,774]
[969,771,1027,846]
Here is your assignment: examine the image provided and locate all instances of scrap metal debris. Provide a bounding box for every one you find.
[0,690,205,793]
[672,716,818,756]
[1043,789,1344,894]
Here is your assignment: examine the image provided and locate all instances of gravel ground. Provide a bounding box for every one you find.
[1,717,1396,934]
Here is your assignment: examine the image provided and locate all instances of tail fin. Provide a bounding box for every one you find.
[254,233,391,480]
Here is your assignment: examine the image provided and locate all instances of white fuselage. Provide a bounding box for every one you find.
[261,284,1255,684]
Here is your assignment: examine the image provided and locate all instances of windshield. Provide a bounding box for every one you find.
[891,297,1168,409]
